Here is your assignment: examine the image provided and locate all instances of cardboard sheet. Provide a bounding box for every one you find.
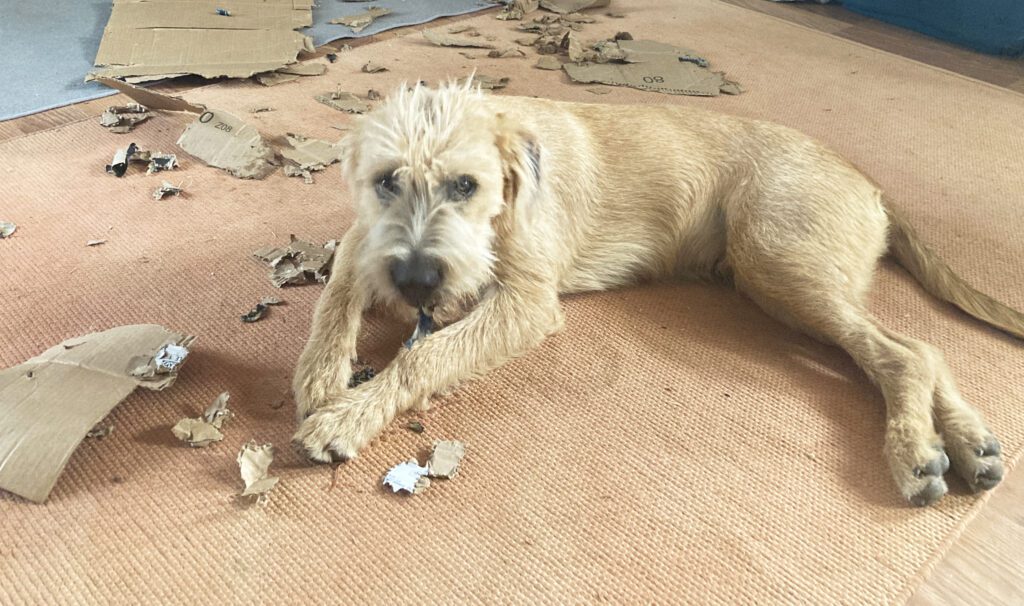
[563,39,742,96]
[329,6,391,33]
[91,0,315,81]
[95,78,206,114]
[0,325,194,503]
[177,110,278,179]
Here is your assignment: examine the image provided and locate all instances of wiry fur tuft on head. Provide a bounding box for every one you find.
[337,79,540,318]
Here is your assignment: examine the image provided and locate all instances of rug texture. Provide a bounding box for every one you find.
[1,1,1022,603]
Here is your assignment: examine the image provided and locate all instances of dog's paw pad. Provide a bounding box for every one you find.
[909,476,947,507]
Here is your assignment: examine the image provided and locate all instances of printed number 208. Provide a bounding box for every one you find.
[642,76,665,83]
[214,122,233,133]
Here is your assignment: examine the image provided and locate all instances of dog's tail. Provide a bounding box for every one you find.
[885,199,1024,340]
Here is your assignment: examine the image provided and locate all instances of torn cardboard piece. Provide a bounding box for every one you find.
[361,62,388,73]
[237,440,279,504]
[255,61,326,86]
[330,6,391,32]
[540,0,609,13]
[315,88,372,114]
[460,74,510,90]
[423,29,498,49]
[241,297,282,322]
[383,460,430,494]
[427,440,466,478]
[1,221,18,238]
[172,392,231,447]
[90,0,315,82]
[153,181,184,200]
[95,78,206,114]
[99,103,150,133]
[535,55,563,70]
[488,47,527,59]
[563,39,742,96]
[281,134,343,172]
[86,239,107,247]
[252,236,338,287]
[0,325,194,503]
[177,110,277,179]
[106,142,139,177]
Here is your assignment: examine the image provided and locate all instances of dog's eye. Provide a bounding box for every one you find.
[449,175,477,201]
[374,173,399,199]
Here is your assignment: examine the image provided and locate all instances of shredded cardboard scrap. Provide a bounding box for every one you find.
[153,181,184,200]
[361,62,388,73]
[315,88,372,114]
[177,110,277,179]
[497,0,539,20]
[330,6,391,32]
[99,103,150,133]
[86,239,108,247]
[106,144,178,177]
[0,325,194,502]
[255,62,326,86]
[252,236,338,287]
[427,440,466,478]
[488,47,527,58]
[466,74,510,90]
[423,28,498,49]
[106,142,139,177]
[382,440,466,495]
[383,460,431,494]
[563,38,742,96]
[0,221,16,238]
[540,0,609,13]
[241,297,283,323]
[281,134,343,172]
[91,0,315,82]
[535,55,563,70]
[172,392,232,447]
[237,440,279,503]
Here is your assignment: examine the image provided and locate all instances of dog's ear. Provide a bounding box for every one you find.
[494,114,542,239]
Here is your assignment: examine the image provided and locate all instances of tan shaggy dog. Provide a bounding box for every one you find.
[292,80,1024,507]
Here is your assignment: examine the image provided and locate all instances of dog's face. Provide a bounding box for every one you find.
[339,82,536,313]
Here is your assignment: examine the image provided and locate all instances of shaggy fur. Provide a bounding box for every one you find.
[292,80,1024,506]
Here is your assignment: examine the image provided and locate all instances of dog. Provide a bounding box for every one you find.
[291,80,1023,507]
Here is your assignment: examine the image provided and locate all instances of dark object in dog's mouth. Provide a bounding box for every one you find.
[404,307,435,349]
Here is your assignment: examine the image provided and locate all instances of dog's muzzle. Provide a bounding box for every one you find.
[389,253,442,308]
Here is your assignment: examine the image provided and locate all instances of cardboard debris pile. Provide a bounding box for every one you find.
[90,0,315,82]
[0,325,195,503]
[172,392,232,447]
[99,103,150,133]
[253,236,338,287]
[105,143,178,177]
[237,440,280,504]
[383,440,466,494]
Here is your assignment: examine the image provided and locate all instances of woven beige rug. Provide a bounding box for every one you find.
[1,1,1022,603]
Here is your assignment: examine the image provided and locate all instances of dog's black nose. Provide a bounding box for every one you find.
[389,253,442,307]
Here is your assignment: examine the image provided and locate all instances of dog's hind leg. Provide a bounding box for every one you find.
[725,189,954,505]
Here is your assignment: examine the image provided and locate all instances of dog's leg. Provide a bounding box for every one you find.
[882,333,1003,492]
[292,227,370,422]
[293,284,563,462]
[727,191,955,505]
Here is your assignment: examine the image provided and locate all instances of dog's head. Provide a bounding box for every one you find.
[338,80,540,313]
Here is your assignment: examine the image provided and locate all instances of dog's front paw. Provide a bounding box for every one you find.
[291,391,388,464]
[292,351,354,422]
